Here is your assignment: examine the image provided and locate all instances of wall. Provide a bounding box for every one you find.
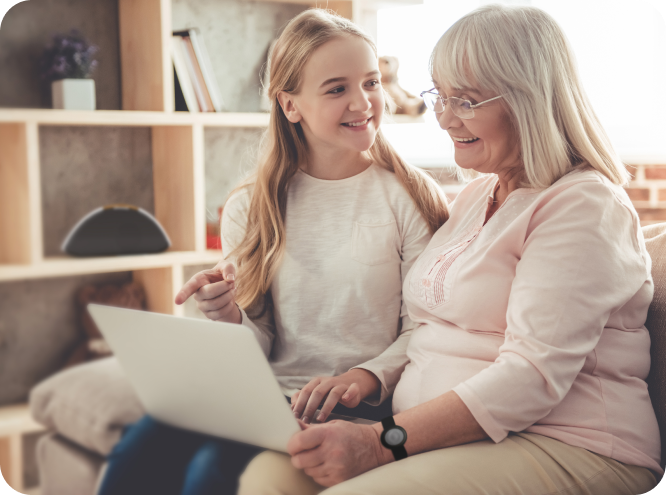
[0,0,121,109]
[625,164,666,225]
[172,0,305,112]
[0,271,132,405]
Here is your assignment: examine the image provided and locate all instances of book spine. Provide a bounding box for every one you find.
[188,29,225,112]
[171,36,200,112]
[182,36,215,112]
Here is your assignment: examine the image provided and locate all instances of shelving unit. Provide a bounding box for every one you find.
[0,0,424,490]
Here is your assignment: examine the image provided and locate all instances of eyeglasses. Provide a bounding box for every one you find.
[420,88,504,119]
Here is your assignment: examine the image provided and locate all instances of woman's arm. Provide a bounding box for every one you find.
[289,179,650,486]
[288,390,486,487]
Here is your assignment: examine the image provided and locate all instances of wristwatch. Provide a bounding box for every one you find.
[380,416,408,460]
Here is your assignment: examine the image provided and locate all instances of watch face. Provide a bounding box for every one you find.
[385,427,406,446]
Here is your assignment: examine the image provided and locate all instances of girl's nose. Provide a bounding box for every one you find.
[349,89,372,113]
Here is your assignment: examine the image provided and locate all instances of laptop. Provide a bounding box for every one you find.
[87,303,301,452]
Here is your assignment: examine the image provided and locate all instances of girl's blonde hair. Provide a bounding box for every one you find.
[431,4,629,188]
[231,8,449,310]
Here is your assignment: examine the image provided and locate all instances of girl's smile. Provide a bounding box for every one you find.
[278,35,385,179]
[342,116,373,131]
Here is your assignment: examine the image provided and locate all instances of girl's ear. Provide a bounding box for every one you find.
[277,91,302,123]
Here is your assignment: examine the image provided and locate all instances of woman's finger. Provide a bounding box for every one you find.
[301,384,331,423]
[316,385,347,422]
[293,379,321,420]
[194,280,235,302]
[196,287,235,312]
[222,263,236,282]
[175,269,226,304]
[203,300,237,321]
[339,382,361,408]
[291,391,300,410]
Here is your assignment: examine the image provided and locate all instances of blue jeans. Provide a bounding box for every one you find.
[98,397,392,495]
[97,415,262,495]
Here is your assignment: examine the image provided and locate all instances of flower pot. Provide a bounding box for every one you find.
[52,79,96,111]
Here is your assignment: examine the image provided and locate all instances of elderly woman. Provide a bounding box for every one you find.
[237,4,662,495]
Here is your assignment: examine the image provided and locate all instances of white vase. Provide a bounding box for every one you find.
[51,79,96,111]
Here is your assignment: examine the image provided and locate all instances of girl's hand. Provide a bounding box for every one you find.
[174,260,242,324]
[288,421,387,487]
[291,369,380,424]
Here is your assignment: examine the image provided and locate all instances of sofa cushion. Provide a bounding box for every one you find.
[36,433,106,495]
[29,357,144,456]
[642,223,666,470]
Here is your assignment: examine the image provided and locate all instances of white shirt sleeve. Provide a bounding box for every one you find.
[221,189,275,357]
[353,205,433,404]
[453,180,648,442]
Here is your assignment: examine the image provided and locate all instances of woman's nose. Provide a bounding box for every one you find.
[349,89,372,112]
[437,104,462,131]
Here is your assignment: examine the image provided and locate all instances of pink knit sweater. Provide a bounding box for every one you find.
[395,168,662,474]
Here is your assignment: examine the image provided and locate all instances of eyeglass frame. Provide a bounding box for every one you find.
[419,88,504,119]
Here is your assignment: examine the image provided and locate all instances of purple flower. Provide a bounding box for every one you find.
[40,29,99,81]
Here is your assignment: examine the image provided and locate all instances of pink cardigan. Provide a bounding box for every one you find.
[395,168,662,474]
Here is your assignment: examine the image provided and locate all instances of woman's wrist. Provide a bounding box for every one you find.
[369,423,395,466]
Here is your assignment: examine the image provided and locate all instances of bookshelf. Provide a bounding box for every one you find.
[0,0,422,489]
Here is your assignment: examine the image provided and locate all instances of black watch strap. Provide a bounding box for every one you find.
[380,416,408,461]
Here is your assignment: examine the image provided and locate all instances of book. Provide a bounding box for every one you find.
[171,36,200,112]
[174,28,225,112]
[181,35,214,112]
[188,28,225,112]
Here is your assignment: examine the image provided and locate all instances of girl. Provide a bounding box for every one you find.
[97,9,448,495]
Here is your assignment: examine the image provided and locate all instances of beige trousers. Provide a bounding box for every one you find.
[238,432,659,495]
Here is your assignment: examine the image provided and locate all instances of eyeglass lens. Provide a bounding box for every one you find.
[422,93,474,119]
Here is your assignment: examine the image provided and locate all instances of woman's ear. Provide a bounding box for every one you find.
[277,91,302,123]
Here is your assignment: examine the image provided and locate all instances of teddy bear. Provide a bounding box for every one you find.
[379,56,427,117]
[63,281,147,368]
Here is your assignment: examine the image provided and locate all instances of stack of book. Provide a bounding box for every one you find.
[171,29,225,112]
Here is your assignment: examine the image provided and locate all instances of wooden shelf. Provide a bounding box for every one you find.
[0,109,270,127]
[0,109,423,127]
[0,250,222,282]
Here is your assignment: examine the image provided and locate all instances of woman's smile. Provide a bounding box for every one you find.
[450,133,481,148]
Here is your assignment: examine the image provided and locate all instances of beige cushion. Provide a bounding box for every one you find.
[29,357,144,456]
[642,223,666,470]
[36,433,105,495]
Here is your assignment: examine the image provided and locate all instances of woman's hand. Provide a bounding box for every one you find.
[291,369,380,423]
[174,260,242,324]
[288,420,389,487]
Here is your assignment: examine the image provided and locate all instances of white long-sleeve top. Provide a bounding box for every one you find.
[221,164,433,403]
[397,168,662,473]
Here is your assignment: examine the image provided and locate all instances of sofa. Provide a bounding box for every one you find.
[29,223,666,495]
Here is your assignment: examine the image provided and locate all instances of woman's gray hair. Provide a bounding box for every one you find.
[431,4,629,187]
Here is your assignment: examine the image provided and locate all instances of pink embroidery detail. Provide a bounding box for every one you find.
[424,226,482,307]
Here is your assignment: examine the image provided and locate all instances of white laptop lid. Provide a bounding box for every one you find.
[87,304,300,452]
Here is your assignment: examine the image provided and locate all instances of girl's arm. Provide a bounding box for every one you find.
[175,189,276,356]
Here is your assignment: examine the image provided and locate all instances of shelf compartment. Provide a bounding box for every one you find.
[0,123,43,265]
[0,250,222,282]
[152,125,206,252]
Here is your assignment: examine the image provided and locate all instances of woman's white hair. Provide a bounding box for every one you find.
[431,4,629,187]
